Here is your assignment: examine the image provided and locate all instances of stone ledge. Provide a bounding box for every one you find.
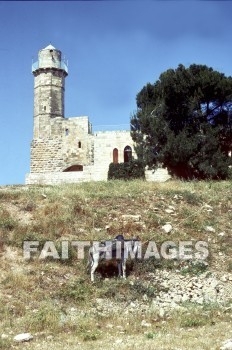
[26,167,171,185]
[145,168,171,182]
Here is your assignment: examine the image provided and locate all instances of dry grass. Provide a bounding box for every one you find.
[0,180,231,349]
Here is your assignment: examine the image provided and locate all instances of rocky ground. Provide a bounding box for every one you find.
[0,181,231,349]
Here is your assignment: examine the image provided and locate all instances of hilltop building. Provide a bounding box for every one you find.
[26,44,170,184]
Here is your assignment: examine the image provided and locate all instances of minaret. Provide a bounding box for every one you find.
[32,44,68,138]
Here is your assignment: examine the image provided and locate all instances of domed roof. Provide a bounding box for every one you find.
[42,44,56,50]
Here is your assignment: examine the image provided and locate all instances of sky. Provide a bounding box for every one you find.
[1,0,232,185]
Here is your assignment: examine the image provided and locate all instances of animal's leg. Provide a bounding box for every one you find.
[86,255,90,271]
[117,261,122,278]
[122,259,126,279]
[90,257,99,282]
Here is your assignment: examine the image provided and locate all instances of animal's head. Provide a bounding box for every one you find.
[115,234,124,240]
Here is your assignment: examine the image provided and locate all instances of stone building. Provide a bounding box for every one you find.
[26,44,170,184]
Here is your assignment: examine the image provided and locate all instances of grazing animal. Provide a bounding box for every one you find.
[88,235,140,282]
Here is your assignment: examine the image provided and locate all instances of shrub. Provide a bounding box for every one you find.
[145,332,158,339]
[59,277,94,302]
[108,160,145,180]
[82,330,101,341]
[180,317,207,328]
[180,260,208,275]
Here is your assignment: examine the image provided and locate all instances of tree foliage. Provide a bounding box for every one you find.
[131,64,232,179]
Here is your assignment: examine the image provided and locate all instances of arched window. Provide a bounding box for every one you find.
[124,146,132,163]
[65,128,69,136]
[113,148,118,164]
[63,165,83,172]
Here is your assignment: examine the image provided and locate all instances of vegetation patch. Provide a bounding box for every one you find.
[108,160,145,180]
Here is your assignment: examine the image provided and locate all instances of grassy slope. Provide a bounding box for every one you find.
[0,180,231,349]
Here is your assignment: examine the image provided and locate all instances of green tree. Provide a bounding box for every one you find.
[131,64,232,179]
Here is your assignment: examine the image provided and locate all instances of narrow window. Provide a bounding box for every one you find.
[65,128,69,136]
[78,141,81,148]
[124,146,132,163]
[44,106,46,111]
[113,148,118,164]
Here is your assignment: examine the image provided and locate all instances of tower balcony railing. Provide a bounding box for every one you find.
[32,60,68,73]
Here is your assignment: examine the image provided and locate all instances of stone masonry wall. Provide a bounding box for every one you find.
[26,167,93,185]
[25,166,170,184]
[30,139,64,173]
[30,116,93,173]
[92,130,136,180]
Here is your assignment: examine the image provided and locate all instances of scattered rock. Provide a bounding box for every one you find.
[204,204,213,210]
[1,334,8,339]
[168,205,176,210]
[205,226,216,233]
[96,298,104,304]
[106,324,113,329]
[218,232,225,236]
[14,333,33,342]
[70,307,77,312]
[173,194,183,200]
[122,214,141,222]
[162,223,173,233]
[130,302,136,308]
[165,209,174,214]
[47,335,54,340]
[220,275,228,282]
[116,325,124,330]
[141,320,151,327]
[220,339,232,350]
[148,269,231,310]
[153,207,159,211]
[159,308,165,317]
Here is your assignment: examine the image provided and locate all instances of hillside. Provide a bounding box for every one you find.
[0,180,231,350]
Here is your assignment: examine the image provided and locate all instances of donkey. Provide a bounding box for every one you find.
[88,235,140,282]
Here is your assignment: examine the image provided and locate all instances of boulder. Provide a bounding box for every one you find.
[162,223,173,233]
[14,333,33,342]
[220,339,232,350]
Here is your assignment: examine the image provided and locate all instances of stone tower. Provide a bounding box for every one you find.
[28,44,94,177]
[32,44,68,138]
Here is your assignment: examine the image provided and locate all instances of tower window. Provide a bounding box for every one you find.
[124,146,132,163]
[44,106,46,111]
[65,129,69,136]
[113,148,118,164]
[78,141,82,148]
